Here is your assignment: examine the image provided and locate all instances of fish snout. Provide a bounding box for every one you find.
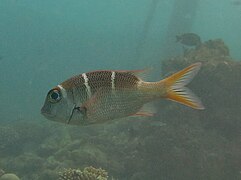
[41,105,53,117]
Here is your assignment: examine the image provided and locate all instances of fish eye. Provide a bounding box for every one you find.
[48,89,62,103]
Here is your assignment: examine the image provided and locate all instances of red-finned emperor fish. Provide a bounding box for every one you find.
[41,63,204,125]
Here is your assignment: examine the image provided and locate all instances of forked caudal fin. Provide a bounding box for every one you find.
[161,62,204,110]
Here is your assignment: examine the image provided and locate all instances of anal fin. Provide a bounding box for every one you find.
[132,103,156,117]
[133,111,154,117]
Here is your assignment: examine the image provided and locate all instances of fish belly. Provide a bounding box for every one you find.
[85,89,150,124]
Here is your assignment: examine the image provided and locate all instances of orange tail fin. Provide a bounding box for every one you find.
[161,62,204,109]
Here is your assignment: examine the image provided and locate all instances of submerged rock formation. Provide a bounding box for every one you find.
[161,39,241,139]
[0,169,4,177]
[0,169,20,180]
[59,166,109,180]
[0,173,20,180]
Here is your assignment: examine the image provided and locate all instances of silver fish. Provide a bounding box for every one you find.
[41,63,204,125]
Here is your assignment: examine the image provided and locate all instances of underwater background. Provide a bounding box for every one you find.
[0,0,241,179]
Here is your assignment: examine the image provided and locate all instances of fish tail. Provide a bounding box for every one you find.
[160,62,204,109]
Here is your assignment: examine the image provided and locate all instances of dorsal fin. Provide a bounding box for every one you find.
[118,67,153,80]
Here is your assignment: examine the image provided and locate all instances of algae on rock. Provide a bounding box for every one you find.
[59,166,109,180]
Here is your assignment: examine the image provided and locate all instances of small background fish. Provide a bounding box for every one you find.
[231,0,241,6]
[176,33,201,47]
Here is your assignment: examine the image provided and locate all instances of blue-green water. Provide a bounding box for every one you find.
[0,0,241,179]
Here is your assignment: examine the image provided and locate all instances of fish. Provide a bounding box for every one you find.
[231,0,241,6]
[41,63,204,125]
[176,33,201,47]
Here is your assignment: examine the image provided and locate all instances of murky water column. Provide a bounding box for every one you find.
[161,0,199,58]
[136,0,160,62]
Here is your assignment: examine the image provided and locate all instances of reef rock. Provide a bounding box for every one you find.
[0,173,20,180]
[0,126,20,154]
[59,166,109,180]
[0,169,5,177]
[161,38,241,139]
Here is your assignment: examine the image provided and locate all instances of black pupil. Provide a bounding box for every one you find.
[51,91,59,100]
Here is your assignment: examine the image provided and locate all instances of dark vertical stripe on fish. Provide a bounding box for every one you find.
[114,71,139,89]
[86,71,112,93]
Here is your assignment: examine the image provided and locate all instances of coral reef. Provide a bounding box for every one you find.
[0,126,20,154]
[0,169,20,180]
[0,121,53,155]
[161,39,241,139]
[59,166,108,180]
[0,169,5,177]
[0,173,20,180]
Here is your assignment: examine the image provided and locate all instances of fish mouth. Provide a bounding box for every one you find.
[41,107,55,118]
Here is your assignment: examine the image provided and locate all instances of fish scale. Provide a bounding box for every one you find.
[84,88,147,123]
